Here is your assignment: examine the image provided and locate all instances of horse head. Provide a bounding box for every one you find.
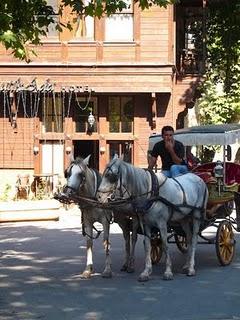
[56,155,91,203]
[97,154,127,204]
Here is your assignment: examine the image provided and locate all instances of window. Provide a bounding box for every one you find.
[109,141,133,163]
[177,6,204,74]
[105,0,133,41]
[108,97,133,133]
[75,97,98,133]
[72,0,94,41]
[41,0,59,40]
[42,93,64,133]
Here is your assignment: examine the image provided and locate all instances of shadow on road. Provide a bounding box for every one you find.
[0,214,240,320]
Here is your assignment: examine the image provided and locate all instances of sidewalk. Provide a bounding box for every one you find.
[0,199,61,223]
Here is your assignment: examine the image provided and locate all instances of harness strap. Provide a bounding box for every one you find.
[81,212,102,239]
[92,168,101,197]
[152,194,206,215]
[172,177,187,204]
[145,169,159,197]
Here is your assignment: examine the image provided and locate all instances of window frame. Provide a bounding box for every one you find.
[108,96,134,133]
[41,92,64,133]
[104,0,134,42]
[41,0,60,42]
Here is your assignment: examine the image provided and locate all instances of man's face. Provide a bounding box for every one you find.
[162,130,174,143]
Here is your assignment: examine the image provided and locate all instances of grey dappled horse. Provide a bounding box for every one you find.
[97,155,208,281]
[58,155,113,278]
[57,155,139,277]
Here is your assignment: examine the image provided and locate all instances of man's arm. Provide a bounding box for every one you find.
[168,149,183,164]
[165,141,183,164]
[148,154,157,170]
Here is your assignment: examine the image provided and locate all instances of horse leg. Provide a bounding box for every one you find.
[187,217,200,276]
[180,219,193,273]
[117,218,131,272]
[159,221,173,280]
[81,223,94,279]
[126,217,138,273]
[138,225,152,282]
[101,219,112,278]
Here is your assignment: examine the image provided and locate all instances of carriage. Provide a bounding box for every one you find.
[148,123,240,266]
[55,123,240,281]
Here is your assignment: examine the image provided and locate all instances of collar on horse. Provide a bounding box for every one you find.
[131,169,161,212]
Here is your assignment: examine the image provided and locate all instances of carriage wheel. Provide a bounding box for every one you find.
[215,220,235,266]
[174,234,188,254]
[151,238,163,264]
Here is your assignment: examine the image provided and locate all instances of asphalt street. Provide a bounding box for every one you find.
[0,205,240,320]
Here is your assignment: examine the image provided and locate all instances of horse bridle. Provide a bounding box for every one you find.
[98,160,132,202]
[64,163,87,194]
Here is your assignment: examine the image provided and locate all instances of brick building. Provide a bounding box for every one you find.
[0,0,205,194]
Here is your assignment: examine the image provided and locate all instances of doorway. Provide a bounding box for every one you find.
[108,141,133,163]
[73,140,99,169]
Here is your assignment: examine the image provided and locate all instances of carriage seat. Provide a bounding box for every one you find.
[194,171,217,184]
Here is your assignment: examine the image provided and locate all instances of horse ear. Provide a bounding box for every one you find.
[113,154,119,160]
[83,154,91,166]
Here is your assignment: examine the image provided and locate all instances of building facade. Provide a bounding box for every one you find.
[0,0,205,192]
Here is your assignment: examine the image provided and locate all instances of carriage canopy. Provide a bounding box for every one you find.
[149,123,240,151]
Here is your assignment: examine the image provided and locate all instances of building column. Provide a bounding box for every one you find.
[151,92,157,131]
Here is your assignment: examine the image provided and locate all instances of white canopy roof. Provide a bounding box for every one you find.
[149,123,240,150]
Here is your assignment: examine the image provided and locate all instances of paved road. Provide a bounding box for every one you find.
[0,205,240,320]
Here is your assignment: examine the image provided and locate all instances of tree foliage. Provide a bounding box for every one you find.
[0,0,177,62]
[196,1,240,125]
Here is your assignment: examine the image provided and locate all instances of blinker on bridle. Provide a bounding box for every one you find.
[101,161,130,200]
[64,163,86,193]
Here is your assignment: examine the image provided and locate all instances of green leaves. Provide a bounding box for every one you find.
[0,0,178,62]
[196,1,240,126]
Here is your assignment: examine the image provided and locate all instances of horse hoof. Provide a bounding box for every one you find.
[120,265,128,272]
[187,270,196,277]
[80,270,92,279]
[138,274,149,282]
[102,271,112,278]
[182,266,188,274]
[127,267,135,273]
[163,272,173,280]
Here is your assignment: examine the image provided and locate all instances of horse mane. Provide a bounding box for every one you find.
[72,157,85,165]
[110,158,151,194]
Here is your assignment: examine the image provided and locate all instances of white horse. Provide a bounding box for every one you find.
[56,155,139,277]
[57,155,113,278]
[97,155,208,281]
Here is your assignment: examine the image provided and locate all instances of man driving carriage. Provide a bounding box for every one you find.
[148,125,188,177]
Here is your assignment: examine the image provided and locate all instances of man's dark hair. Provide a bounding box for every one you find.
[161,125,174,136]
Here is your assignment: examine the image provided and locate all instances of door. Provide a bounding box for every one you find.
[108,141,133,163]
[41,141,64,189]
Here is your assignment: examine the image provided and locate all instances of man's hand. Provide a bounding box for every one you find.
[148,155,157,170]
[165,140,174,152]
[165,140,182,164]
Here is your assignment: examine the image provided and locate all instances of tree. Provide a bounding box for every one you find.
[0,0,177,62]
[196,1,240,125]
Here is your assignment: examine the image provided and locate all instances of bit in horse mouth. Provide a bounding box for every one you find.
[54,192,72,204]
[107,194,115,202]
